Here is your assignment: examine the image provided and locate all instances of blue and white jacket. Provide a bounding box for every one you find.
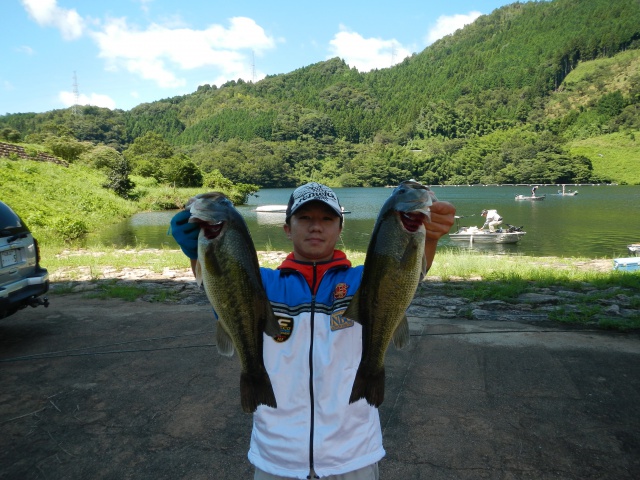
[247,250,385,479]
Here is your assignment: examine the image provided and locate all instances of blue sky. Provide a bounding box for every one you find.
[2,0,515,115]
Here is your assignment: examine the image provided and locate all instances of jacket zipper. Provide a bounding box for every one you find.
[308,262,318,479]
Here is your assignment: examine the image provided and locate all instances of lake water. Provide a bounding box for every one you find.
[92,185,640,259]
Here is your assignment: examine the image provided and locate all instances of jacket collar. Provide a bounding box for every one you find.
[277,250,351,293]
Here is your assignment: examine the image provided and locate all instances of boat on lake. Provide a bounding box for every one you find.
[515,194,545,201]
[449,225,526,244]
[551,185,578,196]
[255,205,288,213]
[449,216,526,244]
[255,205,352,214]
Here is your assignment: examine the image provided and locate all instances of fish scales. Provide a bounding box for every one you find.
[188,192,280,413]
[344,180,436,407]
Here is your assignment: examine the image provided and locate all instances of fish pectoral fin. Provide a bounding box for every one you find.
[215,322,235,357]
[421,252,428,278]
[194,260,203,287]
[264,310,281,338]
[343,292,362,324]
[392,315,410,350]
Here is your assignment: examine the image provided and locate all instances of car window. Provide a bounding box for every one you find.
[0,201,29,236]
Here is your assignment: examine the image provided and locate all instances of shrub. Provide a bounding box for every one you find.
[52,216,88,241]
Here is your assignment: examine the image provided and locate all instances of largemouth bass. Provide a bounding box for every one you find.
[343,180,436,407]
[187,192,280,413]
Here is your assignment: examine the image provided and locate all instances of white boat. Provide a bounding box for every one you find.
[551,185,578,196]
[515,194,545,201]
[255,205,288,213]
[255,205,351,214]
[449,225,526,244]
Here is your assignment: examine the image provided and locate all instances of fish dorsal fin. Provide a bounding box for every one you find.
[195,260,203,287]
[392,315,410,350]
[215,322,235,357]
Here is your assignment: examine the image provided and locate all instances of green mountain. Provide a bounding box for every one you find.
[2,0,639,186]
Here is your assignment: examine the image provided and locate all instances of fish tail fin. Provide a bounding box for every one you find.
[240,368,278,413]
[349,365,385,408]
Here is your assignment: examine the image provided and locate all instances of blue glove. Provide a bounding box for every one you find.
[169,209,199,259]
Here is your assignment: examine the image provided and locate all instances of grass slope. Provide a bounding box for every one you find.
[569,132,640,184]
[0,158,214,245]
[1,158,137,244]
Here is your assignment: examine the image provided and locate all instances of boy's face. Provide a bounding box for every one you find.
[284,201,342,262]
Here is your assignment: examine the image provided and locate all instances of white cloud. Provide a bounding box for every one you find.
[90,16,276,88]
[136,0,155,14]
[21,0,84,40]
[16,45,35,55]
[3,80,15,91]
[59,91,116,109]
[425,11,482,45]
[328,26,412,72]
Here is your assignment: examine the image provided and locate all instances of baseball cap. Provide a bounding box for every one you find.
[285,182,343,221]
[481,209,488,215]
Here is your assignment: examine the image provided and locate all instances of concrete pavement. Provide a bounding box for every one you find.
[1,293,639,479]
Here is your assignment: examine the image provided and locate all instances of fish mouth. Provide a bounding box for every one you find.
[193,219,224,239]
[400,212,428,233]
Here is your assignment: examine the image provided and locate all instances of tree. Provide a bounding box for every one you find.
[44,135,91,162]
[165,154,203,187]
[0,128,21,142]
[103,156,135,198]
[80,145,122,170]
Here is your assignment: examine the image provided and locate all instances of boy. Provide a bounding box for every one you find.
[171,182,455,479]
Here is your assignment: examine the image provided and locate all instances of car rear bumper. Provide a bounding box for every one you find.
[0,267,49,310]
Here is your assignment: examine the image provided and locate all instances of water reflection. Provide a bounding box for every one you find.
[91,185,640,259]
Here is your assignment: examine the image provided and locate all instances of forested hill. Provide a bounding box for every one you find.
[2,0,640,188]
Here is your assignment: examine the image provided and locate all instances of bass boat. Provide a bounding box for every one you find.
[449,216,526,244]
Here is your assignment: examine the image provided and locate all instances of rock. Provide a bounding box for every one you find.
[603,304,621,316]
[71,283,99,293]
[517,293,560,304]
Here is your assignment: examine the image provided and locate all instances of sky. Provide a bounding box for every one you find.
[1,0,516,115]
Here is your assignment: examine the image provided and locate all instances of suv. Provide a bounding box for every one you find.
[0,200,49,319]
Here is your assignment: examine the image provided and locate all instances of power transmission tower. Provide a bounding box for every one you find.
[72,71,79,115]
[251,50,256,83]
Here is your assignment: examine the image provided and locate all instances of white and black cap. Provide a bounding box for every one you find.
[285,182,343,221]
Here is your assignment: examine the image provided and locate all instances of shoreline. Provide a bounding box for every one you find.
[46,249,617,283]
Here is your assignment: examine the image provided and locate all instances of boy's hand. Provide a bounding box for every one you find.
[170,209,200,259]
[426,201,456,242]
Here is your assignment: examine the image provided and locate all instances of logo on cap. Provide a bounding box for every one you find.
[286,182,343,219]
